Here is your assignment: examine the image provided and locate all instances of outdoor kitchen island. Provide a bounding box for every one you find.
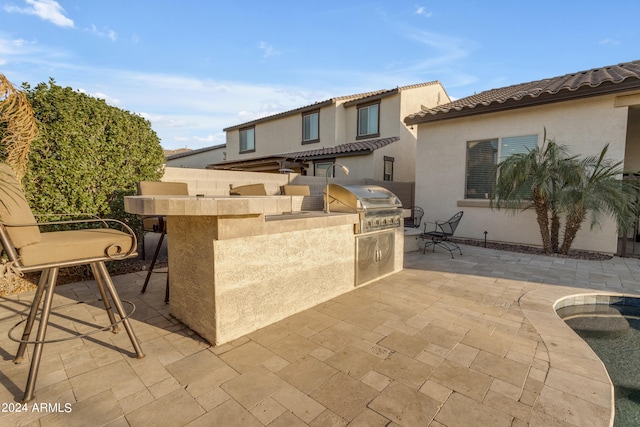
[124,193,404,345]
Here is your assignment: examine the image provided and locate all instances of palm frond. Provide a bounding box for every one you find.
[0,74,38,180]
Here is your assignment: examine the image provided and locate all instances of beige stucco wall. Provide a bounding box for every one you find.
[370,126,419,182]
[243,113,301,158]
[400,83,449,114]
[415,95,629,254]
[343,94,401,142]
[225,104,341,161]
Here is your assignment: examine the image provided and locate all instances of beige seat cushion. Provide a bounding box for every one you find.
[0,163,41,248]
[282,185,311,196]
[137,181,189,196]
[230,183,267,196]
[19,228,135,267]
[137,181,187,234]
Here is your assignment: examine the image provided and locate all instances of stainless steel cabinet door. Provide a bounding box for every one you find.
[356,230,395,286]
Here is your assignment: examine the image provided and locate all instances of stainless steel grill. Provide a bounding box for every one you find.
[324,184,403,234]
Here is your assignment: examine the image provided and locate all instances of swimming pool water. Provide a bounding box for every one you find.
[558,302,640,427]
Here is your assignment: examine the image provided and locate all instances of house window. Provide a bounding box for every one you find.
[383,156,394,181]
[358,103,379,138]
[465,134,538,199]
[302,111,319,144]
[315,161,334,177]
[239,127,255,153]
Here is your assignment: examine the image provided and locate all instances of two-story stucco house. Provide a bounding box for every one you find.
[215,82,449,182]
[405,60,640,255]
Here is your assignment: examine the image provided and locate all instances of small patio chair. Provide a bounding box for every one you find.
[137,181,189,303]
[404,206,424,228]
[0,163,144,402]
[422,211,464,258]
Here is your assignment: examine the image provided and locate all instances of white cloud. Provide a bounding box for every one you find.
[598,38,620,46]
[4,0,74,28]
[193,134,225,143]
[414,6,433,18]
[86,24,117,42]
[93,91,120,104]
[388,28,474,81]
[0,35,74,76]
[258,41,280,59]
[77,88,120,105]
[139,112,189,128]
[0,37,30,60]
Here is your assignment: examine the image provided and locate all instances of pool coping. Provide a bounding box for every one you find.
[520,287,640,427]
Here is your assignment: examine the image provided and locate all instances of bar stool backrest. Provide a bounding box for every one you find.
[0,163,41,249]
[137,181,189,197]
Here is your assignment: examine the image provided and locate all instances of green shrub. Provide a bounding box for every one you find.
[21,79,165,221]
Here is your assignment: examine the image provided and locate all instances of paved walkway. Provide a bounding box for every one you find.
[1,245,639,426]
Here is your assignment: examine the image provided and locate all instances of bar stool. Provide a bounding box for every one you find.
[0,163,144,402]
[137,181,189,303]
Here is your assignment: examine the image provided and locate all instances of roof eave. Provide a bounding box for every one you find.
[288,150,373,162]
[223,99,335,131]
[343,88,399,107]
[405,79,640,125]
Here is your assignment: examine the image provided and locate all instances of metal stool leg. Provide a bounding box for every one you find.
[91,263,119,333]
[141,232,165,294]
[21,267,59,402]
[94,262,144,359]
[14,270,50,364]
[164,272,169,304]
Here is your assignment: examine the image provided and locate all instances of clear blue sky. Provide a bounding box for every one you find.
[2,0,639,150]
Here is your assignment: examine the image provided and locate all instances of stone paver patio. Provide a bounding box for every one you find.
[1,244,639,426]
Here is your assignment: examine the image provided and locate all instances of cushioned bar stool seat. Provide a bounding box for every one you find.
[19,228,135,266]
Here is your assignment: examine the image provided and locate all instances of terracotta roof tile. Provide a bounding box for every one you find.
[283,136,400,160]
[406,60,640,124]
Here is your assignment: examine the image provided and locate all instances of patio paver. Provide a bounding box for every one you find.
[0,244,637,426]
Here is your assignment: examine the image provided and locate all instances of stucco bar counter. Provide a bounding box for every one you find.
[125,195,362,345]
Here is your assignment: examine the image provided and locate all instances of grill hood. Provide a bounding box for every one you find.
[325,184,403,212]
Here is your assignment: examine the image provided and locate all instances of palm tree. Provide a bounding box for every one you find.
[493,134,638,255]
[559,144,638,254]
[491,136,580,254]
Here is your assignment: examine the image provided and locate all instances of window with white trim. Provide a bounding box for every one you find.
[358,103,379,138]
[302,111,319,144]
[465,134,538,199]
[239,127,255,153]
